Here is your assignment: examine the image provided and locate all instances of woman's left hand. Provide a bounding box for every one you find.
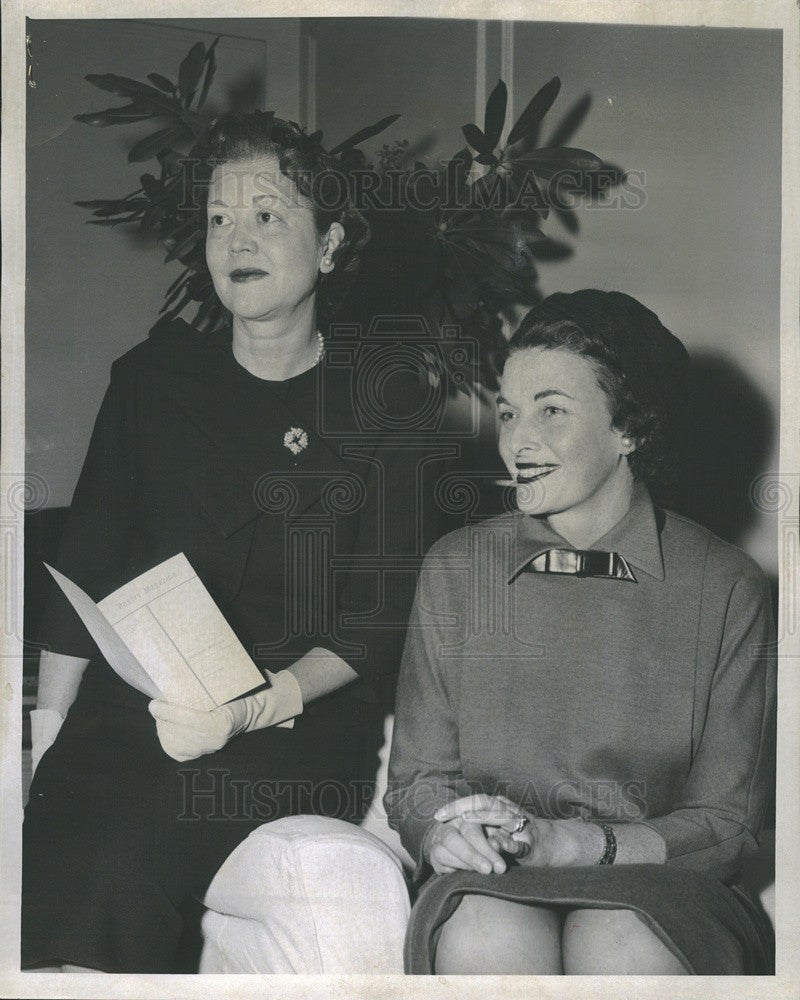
[149,670,304,761]
[148,701,244,761]
[435,795,605,867]
[435,794,538,862]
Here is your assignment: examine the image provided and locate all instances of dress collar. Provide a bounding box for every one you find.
[508,479,666,583]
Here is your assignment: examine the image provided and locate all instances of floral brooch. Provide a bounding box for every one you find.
[283,427,309,456]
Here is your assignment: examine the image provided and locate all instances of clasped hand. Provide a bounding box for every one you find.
[426,794,538,876]
[148,669,303,762]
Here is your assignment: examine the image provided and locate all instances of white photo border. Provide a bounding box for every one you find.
[2,1,798,997]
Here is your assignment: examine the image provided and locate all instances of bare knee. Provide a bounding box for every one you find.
[434,894,562,975]
[562,907,689,975]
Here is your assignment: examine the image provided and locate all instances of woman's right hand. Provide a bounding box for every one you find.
[429,794,537,872]
[425,816,510,876]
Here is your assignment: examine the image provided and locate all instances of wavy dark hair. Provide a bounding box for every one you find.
[498,290,689,487]
[194,111,370,326]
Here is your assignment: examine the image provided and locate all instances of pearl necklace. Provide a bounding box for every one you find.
[282,332,324,459]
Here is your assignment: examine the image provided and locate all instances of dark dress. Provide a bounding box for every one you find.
[22,319,437,972]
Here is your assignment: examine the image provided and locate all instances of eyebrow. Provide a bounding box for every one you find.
[496,389,575,406]
[207,193,285,208]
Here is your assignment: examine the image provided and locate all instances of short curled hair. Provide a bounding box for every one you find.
[499,290,689,487]
[196,111,370,326]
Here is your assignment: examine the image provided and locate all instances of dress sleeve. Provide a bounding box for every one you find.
[640,565,777,883]
[35,358,138,660]
[383,548,472,871]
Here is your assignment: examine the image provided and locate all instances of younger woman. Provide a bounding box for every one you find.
[386,289,776,975]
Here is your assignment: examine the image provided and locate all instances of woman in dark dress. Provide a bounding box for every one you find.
[386,290,776,975]
[23,113,427,972]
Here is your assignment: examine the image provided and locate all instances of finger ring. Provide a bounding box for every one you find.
[513,816,529,834]
[515,840,531,860]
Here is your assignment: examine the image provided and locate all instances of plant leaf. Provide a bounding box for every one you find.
[163,217,200,248]
[546,92,591,148]
[160,273,192,310]
[197,37,220,110]
[461,122,491,155]
[86,213,142,226]
[451,226,519,252]
[139,173,161,198]
[84,74,183,117]
[446,240,530,301]
[552,204,579,234]
[156,147,180,176]
[329,114,401,155]
[441,257,482,320]
[90,201,149,217]
[445,147,472,203]
[74,103,153,127]
[163,266,192,299]
[191,293,226,333]
[162,287,194,318]
[469,169,512,212]
[137,173,181,211]
[508,213,548,243]
[448,217,544,250]
[148,73,176,93]
[483,80,507,149]
[140,202,167,231]
[399,132,436,165]
[74,198,125,208]
[506,76,561,146]
[511,146,604,176]
[178,42,206,106]
[128,124,193,163]
[187,271,213,300]
[506,167,550,219]
[164,227,202,263]
[530,237,573,261]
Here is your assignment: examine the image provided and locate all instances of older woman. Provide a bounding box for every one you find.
[386,290,776,975]
[23,113,426,973]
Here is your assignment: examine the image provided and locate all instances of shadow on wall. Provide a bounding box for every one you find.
[661,347,779,804]
[668,351,775,549]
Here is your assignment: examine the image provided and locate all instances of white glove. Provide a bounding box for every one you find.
[30,708,65,776]
[148,670,304,762]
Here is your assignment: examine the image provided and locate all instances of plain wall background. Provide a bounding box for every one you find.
[25,17,782,572]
